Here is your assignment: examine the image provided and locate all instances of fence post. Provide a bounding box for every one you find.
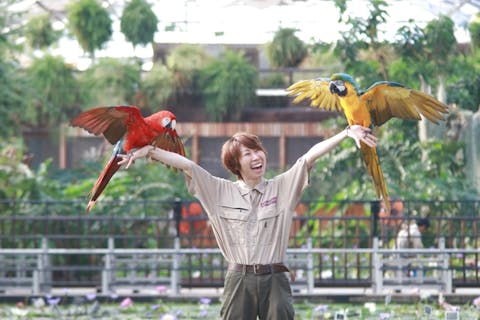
[102,237,114,294]
[307,238,314,294]
[38,237,51,294]
[439,237,452,293]
[171,237,180,295]
[372,237,383,294]
[32,270,40,295]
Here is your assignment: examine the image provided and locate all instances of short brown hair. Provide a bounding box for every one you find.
[221,132,267,180]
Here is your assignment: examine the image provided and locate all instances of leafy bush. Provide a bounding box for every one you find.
[79,57,141,108]
[199,49,257,121]
[25,55,82,127]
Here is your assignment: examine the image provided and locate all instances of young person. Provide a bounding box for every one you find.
[118,125,376,320]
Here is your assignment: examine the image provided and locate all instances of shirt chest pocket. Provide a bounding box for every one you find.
[257,208,281,246]
[218,206,249,246]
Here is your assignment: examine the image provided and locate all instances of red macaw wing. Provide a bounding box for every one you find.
[360,82,449,127]
[151,130,186,157]
[286,78,344,113]
[70,106,144,145]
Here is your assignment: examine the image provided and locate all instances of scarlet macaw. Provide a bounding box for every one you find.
[70,106,185,211]
[287,73,448,212]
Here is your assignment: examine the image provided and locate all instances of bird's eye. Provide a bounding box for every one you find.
[162,117,171,127]
[333,80,344,86]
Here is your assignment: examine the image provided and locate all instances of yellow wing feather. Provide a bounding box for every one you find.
[286,79,344,113]
[361,83,448,126]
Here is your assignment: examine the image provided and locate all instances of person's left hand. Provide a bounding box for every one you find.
[117,145,153,169]
[346,125,377,148]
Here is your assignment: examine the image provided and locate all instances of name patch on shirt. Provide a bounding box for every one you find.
[260,196,277,208]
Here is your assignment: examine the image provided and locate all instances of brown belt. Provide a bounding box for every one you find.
[228,263,289,275]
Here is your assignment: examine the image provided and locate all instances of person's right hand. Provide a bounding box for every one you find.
[346,125,377,148]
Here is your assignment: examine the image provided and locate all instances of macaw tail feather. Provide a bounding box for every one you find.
[86,155,122,212]
[360,143,390,214]
[86,200,96,212]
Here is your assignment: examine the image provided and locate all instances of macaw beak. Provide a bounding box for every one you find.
[329,80,347,96]
[329,82,340,94]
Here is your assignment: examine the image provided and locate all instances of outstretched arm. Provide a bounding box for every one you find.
[118,145,194,177]
[304,124,377,169]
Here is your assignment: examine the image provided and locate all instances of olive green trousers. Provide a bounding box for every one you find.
[220,270,294,320]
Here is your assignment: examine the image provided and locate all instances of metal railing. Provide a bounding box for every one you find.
[0,236,476,295]
[0,199,479,292]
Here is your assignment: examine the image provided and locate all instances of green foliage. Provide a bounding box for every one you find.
[266,28,307,68]
[67,0,112,58]
[25,54,82,127]
[139,62,175,113]
[120,0,158,48]
[0,139,191,216]
[166,44,212,97]
[423,15,457,72]
[199,49,257,121]
[24,14,61,50]
[395,19,426,62]
[306,118,475,203]
[334,0,389,79]
[446,53,480,112]
[79,57,141,107]
[0,141,61,201]
[469,13,480,51]
[302,42,341,75]
[0,58,26,137]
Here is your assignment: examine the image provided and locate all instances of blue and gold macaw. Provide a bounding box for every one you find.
[287,73,448,212]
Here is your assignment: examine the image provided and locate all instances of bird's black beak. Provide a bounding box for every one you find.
[329,80,347,96]
[329,82,340,94]
[165,121,172,129]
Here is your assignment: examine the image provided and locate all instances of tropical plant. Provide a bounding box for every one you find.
[199,49,257,121]
[0,0,28,138]
[304,118,475,203]
[469,13,480,51]
[24,54,82,128]
[333,0,389,82]
[79,57,141,108]
[24,14,61,50]
[166,44,212,100]
[266,27,307,68]
[120,0,158,49]
[67,0,112,59]
[138,62,175,113]
[0,141,61,201]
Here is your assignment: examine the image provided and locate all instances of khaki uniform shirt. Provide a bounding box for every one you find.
[187,157,309,265]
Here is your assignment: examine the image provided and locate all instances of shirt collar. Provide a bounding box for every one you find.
[236,178,267,196]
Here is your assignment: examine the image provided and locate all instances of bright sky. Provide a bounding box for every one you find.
[12,0,479,69]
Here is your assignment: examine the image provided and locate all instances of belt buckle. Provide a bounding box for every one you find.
[253,264,271,274]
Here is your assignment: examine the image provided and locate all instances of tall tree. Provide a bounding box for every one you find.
[333,0,390,82]
[67,0,112,59]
